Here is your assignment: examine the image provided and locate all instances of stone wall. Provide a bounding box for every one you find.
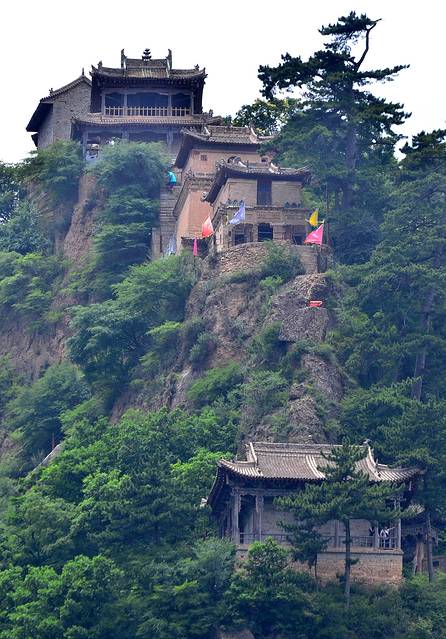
[271,180,302,206]
[236,546,402,586]
[52,81,91,143]
[37,109,54,148]
[316,548,403,586]
[202,242,319,279]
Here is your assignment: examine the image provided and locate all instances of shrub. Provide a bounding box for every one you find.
[91,141,167,195]
[0,202,48,255]
[0,251,64,327]
[259,274,284,295]
[21,140,84,206]
[140,321,182,374]
[250,322,287,368]
[187,363,244,407]
[261,242,304,281]
[242,370,289,423]
[189,333,218,370]
[86,143,168,290]
[181,317,206,352]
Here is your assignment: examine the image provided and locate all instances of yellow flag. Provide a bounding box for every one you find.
[308,210,319,227]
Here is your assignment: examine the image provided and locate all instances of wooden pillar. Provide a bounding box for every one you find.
[232,491,240,543]
[374,521,379,549]
[255,494,264,542]
[251,223,258,243]
[168,93,172,116]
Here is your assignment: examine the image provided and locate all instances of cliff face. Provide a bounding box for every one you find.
[0,175,101,381]
[0,176,343,446]
[113,244,343,444]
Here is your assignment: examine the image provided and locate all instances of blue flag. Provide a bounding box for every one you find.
[229,201,246,225]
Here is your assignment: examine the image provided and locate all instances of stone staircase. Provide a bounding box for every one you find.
[153,184,182,257]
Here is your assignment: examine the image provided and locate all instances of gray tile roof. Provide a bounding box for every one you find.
[220,441,419,482]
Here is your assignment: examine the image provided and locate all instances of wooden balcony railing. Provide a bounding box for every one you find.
[104,106,191,117]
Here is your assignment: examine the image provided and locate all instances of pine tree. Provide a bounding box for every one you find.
[279,441,398,606]
[258,12,408,263]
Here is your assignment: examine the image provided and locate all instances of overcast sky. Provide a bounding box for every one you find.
[1,0,445,163]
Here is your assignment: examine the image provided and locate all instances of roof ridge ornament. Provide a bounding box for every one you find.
[142,48,152,62]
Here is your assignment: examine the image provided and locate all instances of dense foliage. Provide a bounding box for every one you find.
[0,10,445,638]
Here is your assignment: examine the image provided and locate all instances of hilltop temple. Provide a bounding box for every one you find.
[26,48,318,259]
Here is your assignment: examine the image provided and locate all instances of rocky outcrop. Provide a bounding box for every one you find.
[62,174,102,268]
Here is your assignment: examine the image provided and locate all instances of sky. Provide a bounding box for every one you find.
[1,0,445,163]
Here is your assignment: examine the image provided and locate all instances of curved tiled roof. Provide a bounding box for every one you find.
[73,113,217,127]
[225,442,419,482]
[91,65,206,80]
[175,125,268,168]
[207,441,420,507]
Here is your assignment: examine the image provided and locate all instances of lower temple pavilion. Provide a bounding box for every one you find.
[207,441,422,585]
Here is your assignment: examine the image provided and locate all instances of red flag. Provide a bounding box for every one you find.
[308,300,323,308]
[193,237,198,256]
[202,216,214,238]
[304,222,324,246]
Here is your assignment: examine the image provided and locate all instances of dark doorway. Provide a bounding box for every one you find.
[234,232,246,245]
[258,223,273,242]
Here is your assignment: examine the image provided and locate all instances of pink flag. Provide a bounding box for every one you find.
[202,216,214,238]
[193,237,198,256]
[304,222,324,246]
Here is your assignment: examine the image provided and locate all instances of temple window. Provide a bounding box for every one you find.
[234,231,246,245]
[105,93,124,108]
[257,178,272,205]
[292,233,303,245]
[258,223,273,242]
[172,93,191,114]
[127,92,168,108]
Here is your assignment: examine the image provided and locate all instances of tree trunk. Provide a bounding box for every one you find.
[342,124,357,211]
[344,519,352,608]
[425,509,435,582]
[411,209,446,400]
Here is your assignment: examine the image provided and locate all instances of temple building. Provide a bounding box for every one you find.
[204,160,311,251]
[207,441,420,585]
[26,74,92,149]
[170,126,271,253]
[25,49,318,259]
[26,49,219,157]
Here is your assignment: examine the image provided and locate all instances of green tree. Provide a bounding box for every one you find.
[20,140,84,206]
[68,255,194,398]
[0,161,22,223]
[233,98,298,135]
[226,538,314,638]
[258,12,408,263]
[381,400,446,582]
[279,441,398,606]
[5,363,90,460]
[0,202,48,255]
